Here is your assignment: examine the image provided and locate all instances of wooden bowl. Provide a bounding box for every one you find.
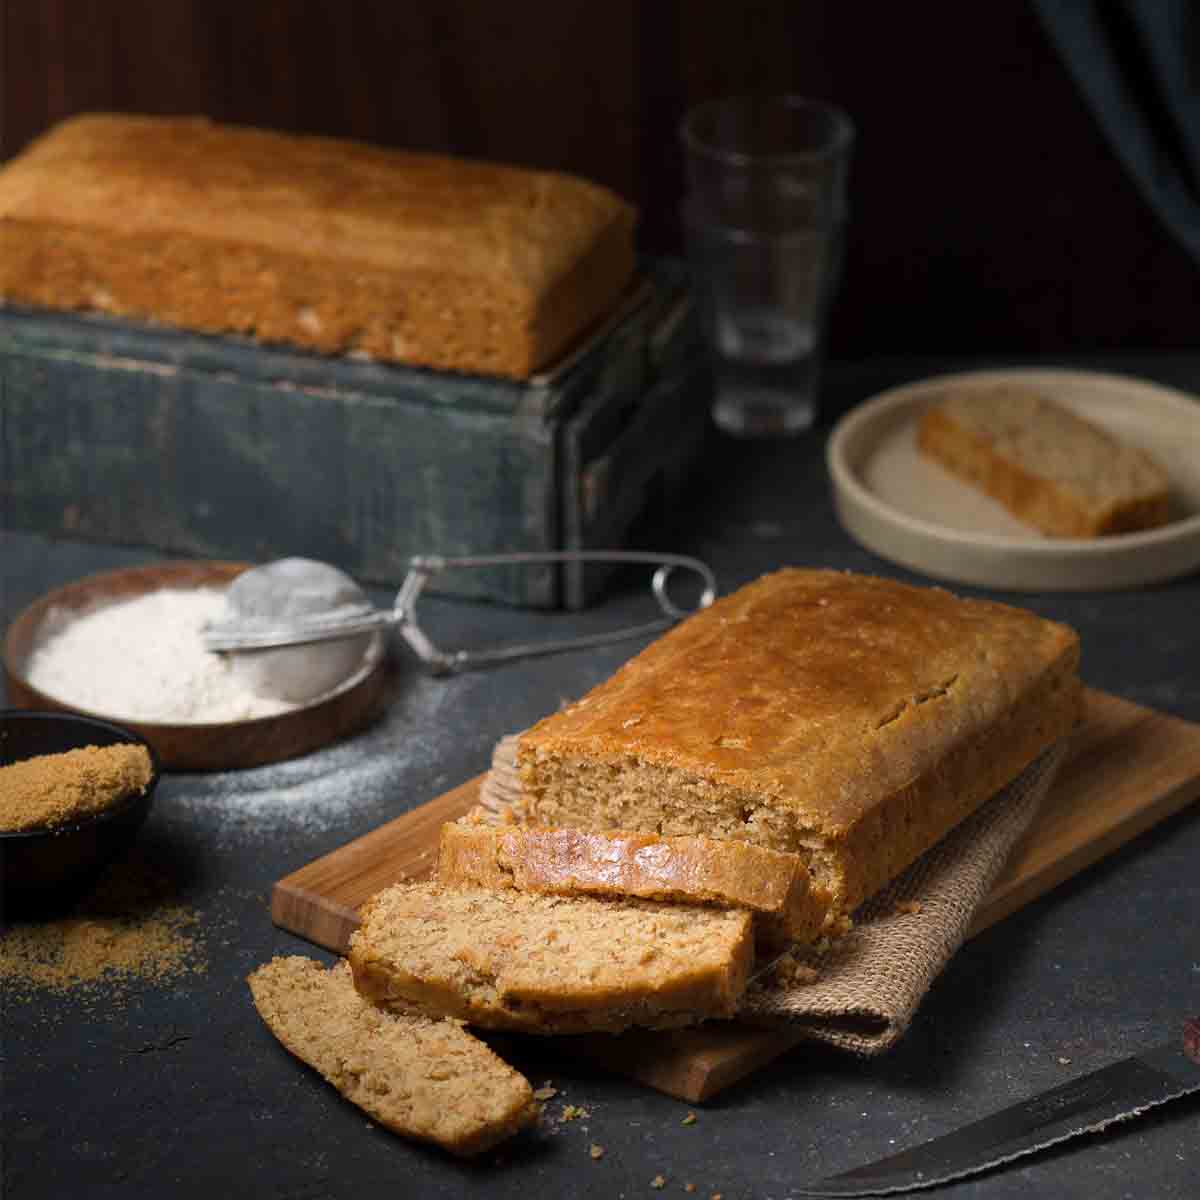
[3,561,390,772]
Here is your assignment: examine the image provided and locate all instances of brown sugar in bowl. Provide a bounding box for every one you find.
[3,561,390,771]
[0,709,161,911]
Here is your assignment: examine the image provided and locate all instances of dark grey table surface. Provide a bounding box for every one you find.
[4,354,1199,1200]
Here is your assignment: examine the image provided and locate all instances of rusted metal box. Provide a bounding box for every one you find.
[0,263,707,607]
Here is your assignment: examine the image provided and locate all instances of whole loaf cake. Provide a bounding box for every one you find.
[516,568,1081,931]
[0,113,636,379]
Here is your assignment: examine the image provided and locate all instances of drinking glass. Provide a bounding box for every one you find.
[681,95,855,436]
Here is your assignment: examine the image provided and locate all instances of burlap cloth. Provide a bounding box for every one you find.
[479,733,1066,1057]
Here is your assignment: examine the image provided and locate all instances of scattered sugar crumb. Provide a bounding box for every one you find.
[0,850,205,1001]
[561,1104,589,1122]
[590,1144,605,1160]
[1058,1056,1072,1065]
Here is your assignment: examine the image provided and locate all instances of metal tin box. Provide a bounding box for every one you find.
[1,263,707,607]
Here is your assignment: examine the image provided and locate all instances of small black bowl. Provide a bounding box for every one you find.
[1,709,161,912]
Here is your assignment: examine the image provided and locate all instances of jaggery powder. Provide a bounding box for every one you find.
[0,847,204,1000]
[0,742,153,832]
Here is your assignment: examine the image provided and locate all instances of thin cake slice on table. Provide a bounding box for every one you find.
[514,568,1082,939]
[247,956,536,1157]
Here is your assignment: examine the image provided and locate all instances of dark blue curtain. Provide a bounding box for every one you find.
[1034,0,1200,264]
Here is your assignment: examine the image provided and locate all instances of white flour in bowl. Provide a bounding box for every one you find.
[24,589,301,724]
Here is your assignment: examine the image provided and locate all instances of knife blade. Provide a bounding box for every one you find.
[797,1017,1200,1196]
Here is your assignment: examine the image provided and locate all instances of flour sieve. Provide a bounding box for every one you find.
[201,551,718,676]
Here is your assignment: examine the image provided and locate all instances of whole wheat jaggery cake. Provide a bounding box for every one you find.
[515,568,1081,928]
[0,113,636,379]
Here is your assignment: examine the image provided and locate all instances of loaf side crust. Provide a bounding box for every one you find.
[0,113,636,378]
[437,821,827,947]
[916,386,1172,537]
[516,569,1081,921]
[247,956,535,1157]
[348,882,755,1035]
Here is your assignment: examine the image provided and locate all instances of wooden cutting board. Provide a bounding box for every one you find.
[272,689,1200,1101]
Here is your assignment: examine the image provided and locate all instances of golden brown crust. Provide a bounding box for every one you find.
[0,113,636,379]
[516,569,1081,921]
[916,386,1172,537]
[437,821,826,947]
[248,956,535,1157]
[348,882,755,1035]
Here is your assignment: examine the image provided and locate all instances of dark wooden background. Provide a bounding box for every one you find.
[2,0,1197,359]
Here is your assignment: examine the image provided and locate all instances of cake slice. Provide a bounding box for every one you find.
[247,956,536,1157]
[438,820,827,947]
[916,384,1171,536]
[348,881,754,1035]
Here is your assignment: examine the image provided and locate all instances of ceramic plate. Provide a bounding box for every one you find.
[3,562,388,771]
[826,367,1200,591]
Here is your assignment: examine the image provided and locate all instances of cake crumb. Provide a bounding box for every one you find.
[681,1112,697,1126]
[755,950,821,989]
[561,1104,589,1122]
[894,899,922,915]
[533,1086,558,1101]
[589,1143,605,1160]
[685,1185,697,1195]
[650,1175,666,1189]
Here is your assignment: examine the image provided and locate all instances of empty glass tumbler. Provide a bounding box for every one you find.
[681,95,855,436]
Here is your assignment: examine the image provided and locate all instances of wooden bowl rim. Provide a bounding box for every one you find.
[3,560,389,771]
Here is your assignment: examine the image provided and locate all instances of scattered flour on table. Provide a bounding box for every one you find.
[170,677,468,845]
[24,589,299,724]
